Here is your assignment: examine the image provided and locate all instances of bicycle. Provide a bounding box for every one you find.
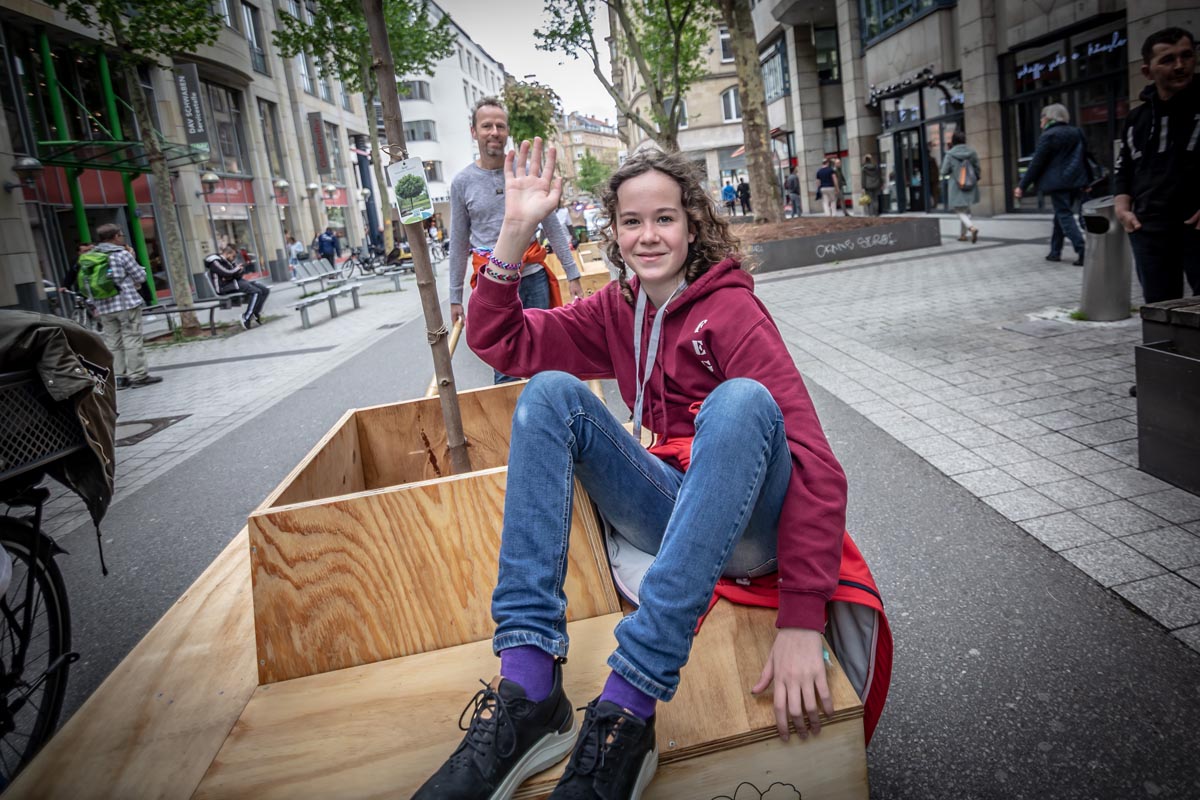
[339,246,384,280]
[0,371,81,787]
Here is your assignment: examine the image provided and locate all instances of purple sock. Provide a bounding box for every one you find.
[599,671,657,721]
[499,646,555,702]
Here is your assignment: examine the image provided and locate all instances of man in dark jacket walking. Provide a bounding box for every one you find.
[736,178,752,214]
[1115,27,1200,303]
[316,226,341,264]
[1014,103,1090,265]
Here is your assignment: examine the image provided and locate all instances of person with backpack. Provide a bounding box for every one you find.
[205,244,270,329]
[80,223,162,389]
[1013,103,1089,265]
[941,130,982,243]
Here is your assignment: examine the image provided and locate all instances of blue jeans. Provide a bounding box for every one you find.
[1129,228,1200,304]
[492,372,791,701]
[494,269,552,384]
[1049,190,1084,259]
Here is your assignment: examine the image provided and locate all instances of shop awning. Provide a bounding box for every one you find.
[36,137,210,174]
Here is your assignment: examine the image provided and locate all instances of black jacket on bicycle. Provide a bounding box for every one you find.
[0,311,116,526]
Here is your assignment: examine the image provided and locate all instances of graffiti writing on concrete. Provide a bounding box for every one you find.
[711,781,803,800]
[814,231,898,259]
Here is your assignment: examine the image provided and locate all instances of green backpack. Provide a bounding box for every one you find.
[76,249,119,300]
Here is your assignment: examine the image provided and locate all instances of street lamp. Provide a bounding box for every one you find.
[195,170,221,253]
[322,182,338,198]
[273,178,290,192]
[3,156,44,193]
[305,181,320,198]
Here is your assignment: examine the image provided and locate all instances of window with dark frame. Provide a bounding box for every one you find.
[202,81,249,175]
[664,96,688,129]
[859,0,948,44]
[402,80,431,101]
[424,160,443,182]
[718,26,734,62]
[405,119,438,141]
[762,36,790,101]
[721,86,741,122]
[815,27,840,83]
[242,3,268,75]
[257,98,285,178]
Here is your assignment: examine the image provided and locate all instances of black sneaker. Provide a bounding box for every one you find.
[1045,255,1062,262]
[549,699,658,799]
[129,375,163,388]
[1073,253,1085,266]
[116,376,131,390]
[413,659,576,799]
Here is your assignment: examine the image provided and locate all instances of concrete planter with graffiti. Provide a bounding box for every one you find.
[745,218,942,273]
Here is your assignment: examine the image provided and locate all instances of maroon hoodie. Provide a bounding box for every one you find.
[467,257,847,632]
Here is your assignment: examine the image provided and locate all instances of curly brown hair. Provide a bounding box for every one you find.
[598,148,741,304]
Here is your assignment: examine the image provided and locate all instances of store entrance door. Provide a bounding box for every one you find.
[895,129,926,212]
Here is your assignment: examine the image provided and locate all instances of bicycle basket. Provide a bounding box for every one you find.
[0,371,88,486]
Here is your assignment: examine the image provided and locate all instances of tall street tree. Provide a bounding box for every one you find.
[360,0,470,474]
[537,0,714,151]
[715,0,783,223]
[575,150,612,197]
[502,79,562,146]
[45,0,224,334]
[273,0,455,253]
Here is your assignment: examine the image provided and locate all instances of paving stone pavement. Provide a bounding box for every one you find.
[38,268,433,541]
[763,217,1200,654]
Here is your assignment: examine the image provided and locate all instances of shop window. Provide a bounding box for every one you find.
[718,26,733,62]
[242,3,268,75]
[859,0,950,44]
[762,37,790,101]
[402,80,431,101]
[815,27,840,84]
[405,119,437,141]
[721,87,741,123]
[424,160,443,182]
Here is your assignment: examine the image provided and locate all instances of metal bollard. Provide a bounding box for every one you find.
[1079,197,1133,321]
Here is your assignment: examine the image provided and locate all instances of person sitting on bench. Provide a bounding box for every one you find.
[413,142,847,799]
[204,244,270,329]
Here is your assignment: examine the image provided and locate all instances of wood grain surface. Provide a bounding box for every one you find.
[8,529,259,800]
[266,408,365,509]
[249,466,620,684]
[195,603,865,799]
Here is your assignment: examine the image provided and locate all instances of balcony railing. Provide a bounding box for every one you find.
[250,46,269,75]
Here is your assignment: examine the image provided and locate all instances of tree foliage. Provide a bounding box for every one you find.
[272,0,455,94]
[536,0,714,150]
[47,0,222,64]
[502,79,562,145]
[574,151,612,197]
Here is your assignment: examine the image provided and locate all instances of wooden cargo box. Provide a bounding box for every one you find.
[248,382,621,683]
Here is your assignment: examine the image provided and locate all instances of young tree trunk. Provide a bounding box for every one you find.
[362,60,394,255]
[719,0,783,223]
[360,0,471,474]
[119,54,202,335]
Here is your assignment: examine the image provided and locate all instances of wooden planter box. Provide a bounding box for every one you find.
[248,382,621,684]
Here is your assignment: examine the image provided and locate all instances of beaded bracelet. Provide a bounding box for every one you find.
[482,264,520,283]
[485,251,523,272]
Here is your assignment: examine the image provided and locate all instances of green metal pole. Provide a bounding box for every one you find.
[38,30,89,243]
[98,49,156,302]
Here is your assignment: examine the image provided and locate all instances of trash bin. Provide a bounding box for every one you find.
[1079,197,1133,321]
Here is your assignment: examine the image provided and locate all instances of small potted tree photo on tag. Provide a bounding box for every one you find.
[387,157,434,225]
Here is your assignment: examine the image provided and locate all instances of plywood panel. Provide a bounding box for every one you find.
[197,603,864,799]
[267,409,365,509]
[8,529,258,800]
[249,467,620,683]
[355,382,523,489]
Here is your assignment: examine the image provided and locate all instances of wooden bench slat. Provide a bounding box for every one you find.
[5,529,258,800]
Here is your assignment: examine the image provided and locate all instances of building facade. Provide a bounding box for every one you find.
[1,0,372,312]
[556,111,621,200]
[765,0,1194,216]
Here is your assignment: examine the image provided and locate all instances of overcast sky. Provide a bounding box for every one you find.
[436,0,618,124]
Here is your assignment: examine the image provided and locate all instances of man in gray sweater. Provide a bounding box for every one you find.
[449,98,582,383]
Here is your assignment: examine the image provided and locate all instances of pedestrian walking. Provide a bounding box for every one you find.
[82,223,161,389]
[816,159,839,217]
[286,234,305,280]
[860,155,883,217]
[447,96,582,384]
[784,166,802,218]
[1013,103,1090,265]
[1115,26,1200,303]
[205,245,270,329]
[316,226,341,265]
[736,177,752,214]
[941,130,981,243]
[414,139,850,800]
[721,180,737,215]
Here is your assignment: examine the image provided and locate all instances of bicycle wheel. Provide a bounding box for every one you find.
[0,518,70,786]
[340,259,356,280]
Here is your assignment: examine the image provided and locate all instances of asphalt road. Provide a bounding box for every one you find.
[46,301,1200,799]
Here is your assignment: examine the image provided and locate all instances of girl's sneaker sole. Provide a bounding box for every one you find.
[489,722,578,800]
[629,746,659,800]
